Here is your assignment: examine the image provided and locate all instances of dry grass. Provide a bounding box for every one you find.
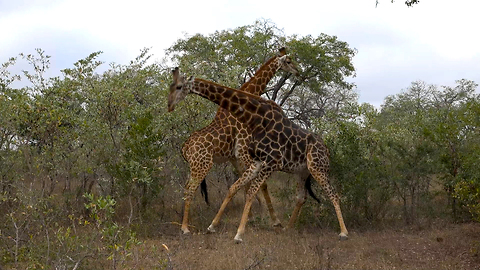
[2,175,478,270]
[117,171,480,270]
[122,222,480,270]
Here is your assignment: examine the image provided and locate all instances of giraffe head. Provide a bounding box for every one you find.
[168,67,193,112]
[276,47,300,76]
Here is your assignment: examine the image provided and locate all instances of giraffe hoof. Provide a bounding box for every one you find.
[338,233,348,241]
[207,225,216,233]
[181,228,191,235]
[234,235,243,244]
[272,222,283,228]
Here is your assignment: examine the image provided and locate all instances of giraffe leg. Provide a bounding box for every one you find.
[181,191,193,234]
[260,182,282,227]
[234,168,273,243]
[207,161,261,233]
[285,176,308,230]
[234,161,280,226]
[234,138,260,220]
[243,181,254,219]
[308,167,348,240]
[181,162,213,234]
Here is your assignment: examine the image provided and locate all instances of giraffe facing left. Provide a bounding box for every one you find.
[168,67,348,243]
[176,48,300,234]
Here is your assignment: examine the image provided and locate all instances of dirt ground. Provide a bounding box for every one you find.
[124,221,480,270]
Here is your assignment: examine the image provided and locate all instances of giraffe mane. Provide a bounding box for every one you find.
[194,78,270,102]
[240,52,279,91]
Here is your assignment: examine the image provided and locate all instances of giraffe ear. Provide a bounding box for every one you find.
[278,55,287,63]
[278,47,286,56]
[188,76,195,83]
[172,67,180,82]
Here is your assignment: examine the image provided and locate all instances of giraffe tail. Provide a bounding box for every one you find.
[305,175,321,204]
[200,179,209,205]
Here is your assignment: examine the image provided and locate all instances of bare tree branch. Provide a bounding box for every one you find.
[279,80,301,107]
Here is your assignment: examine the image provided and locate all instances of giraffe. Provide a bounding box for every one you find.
[168,67,348,243]
[178,48,300,234]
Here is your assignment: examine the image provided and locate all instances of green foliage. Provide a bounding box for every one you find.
[108,111,164,208]
[166,19,357,129]
[450,95,480,221]
[376,0,420,7]
[84,193,141,268]
[0,47,169,268]
[0,191,140,269]
[376,80,480,222]
[167,20,287,88]
[455,180,480,222]
[321,103,394,226]
[378,83,439,223]
[316,80,480,226]
[1,19,479,269]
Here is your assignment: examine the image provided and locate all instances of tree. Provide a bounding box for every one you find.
[453,97,480,221]
[321,103,395,226]
[377,81,438,224]
[376,79,480,223]
[376,0,420,7]
[166,19,357,129]
[429,79,479,220]
[0,56,25,196]
[0,48,170,268]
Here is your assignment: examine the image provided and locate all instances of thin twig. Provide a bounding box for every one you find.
[163,221,196,229]
[243,255,266,270]
[162,244,173,270]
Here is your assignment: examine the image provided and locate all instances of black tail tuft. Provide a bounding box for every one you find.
[200,179,209,205]
[305,175,321,204]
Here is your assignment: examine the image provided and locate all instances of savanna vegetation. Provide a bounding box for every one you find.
[1,20,479,269]
[376,0,420,7]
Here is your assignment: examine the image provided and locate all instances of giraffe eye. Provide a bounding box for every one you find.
[176,85,182,90]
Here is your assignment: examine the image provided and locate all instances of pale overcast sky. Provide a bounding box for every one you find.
[1,0,479,107]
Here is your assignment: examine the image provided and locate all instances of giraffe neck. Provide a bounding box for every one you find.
[189,78,265,128]
[240,56,280,96]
